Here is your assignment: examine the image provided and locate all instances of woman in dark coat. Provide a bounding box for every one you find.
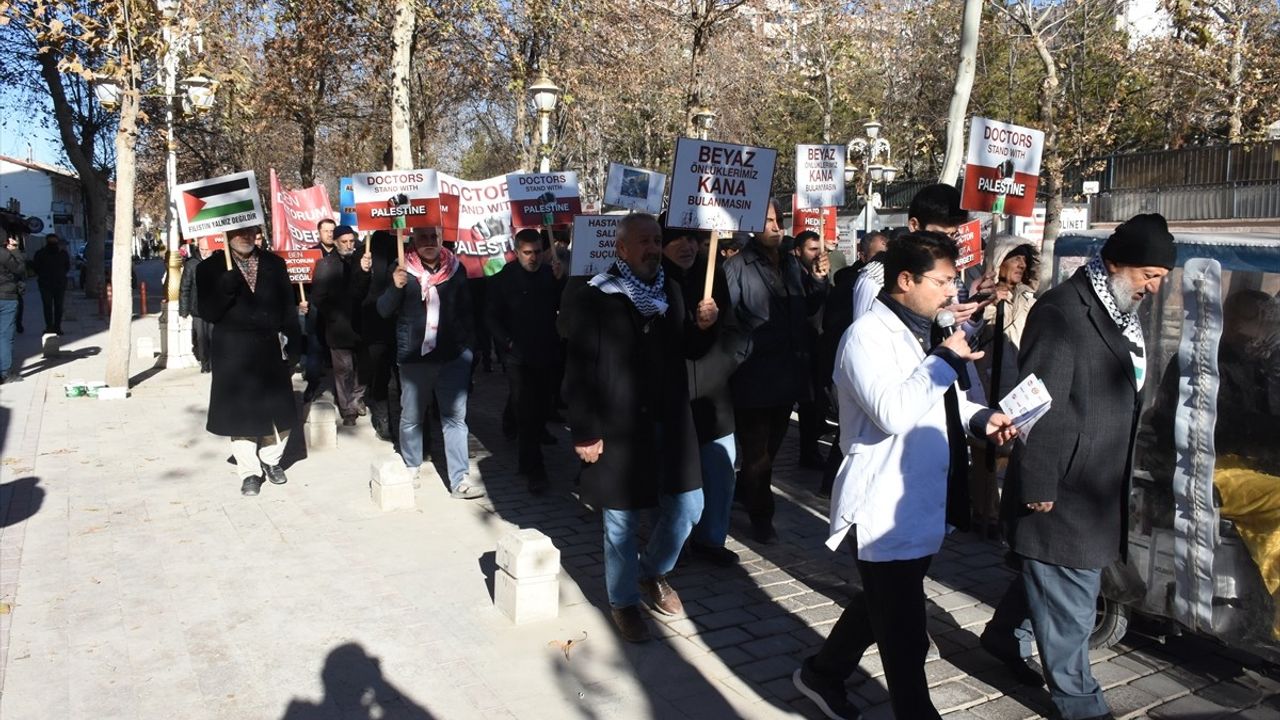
[197,228,302,496]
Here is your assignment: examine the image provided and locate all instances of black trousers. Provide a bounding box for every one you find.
[510,362,554,475]
[797,392,831,457]
[812,545,940,720]
[733,404,792,529]
[191,317,212,363]
[359,341,395,403]
[39,282,66,331]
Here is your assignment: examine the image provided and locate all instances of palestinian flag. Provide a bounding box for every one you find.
[182,175,256,224]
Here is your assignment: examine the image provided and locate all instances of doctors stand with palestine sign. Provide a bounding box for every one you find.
[666,137,778,298]
[960,117,1044,218]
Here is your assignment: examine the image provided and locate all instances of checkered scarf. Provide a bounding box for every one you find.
[590,261,668,317]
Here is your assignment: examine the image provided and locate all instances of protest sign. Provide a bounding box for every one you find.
[603,163,666,214]
[338,176,358,228]
[667,138,777,233]
[507,172,582,228]
[792,201,837,242]
[954,219,983,271]
[282,249,323,284]
[175,170,264,237]
[961,117,1044,217]
[270,169,335,251]
[794,144,845,210]
[439,173,516,278]
[350,169,441,230]
[196,234,224,253]
[570,215,620,277]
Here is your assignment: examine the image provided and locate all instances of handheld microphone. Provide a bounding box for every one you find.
[935,309,971,391]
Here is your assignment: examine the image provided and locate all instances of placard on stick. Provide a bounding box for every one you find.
[603,163,666,214]
[667,138,777,233]
[954,219,983,271]
[174,170,265,238]
[794,144,846,210]
[507,172,582,228]
[961,117,1045,217]
[282,249,323,284]
[792,202,837,242]
[570,215,619,277]
[351,169,442,230]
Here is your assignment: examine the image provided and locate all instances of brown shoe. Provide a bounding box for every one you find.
[640,575,684,616]
[610,605,651,643]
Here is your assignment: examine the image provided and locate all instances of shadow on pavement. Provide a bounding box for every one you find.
[0,476,43,528]
[280,642,436,719]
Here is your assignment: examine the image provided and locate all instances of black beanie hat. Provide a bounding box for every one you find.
[1101,213,1176,269]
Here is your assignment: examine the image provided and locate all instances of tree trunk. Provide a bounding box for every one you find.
[939,0,983,185]
[35,50,110,297]
[1031,33,1062,293]
[105,82,140,389]
[1227,16,1247,143]
[684,21,708,137]
[299,113,317,187]
[390,0,415,169]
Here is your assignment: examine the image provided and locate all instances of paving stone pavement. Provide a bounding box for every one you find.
[1,280,1279,719]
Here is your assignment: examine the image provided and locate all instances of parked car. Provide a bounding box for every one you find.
[1050,230,1280,662]
[75,241,136,290]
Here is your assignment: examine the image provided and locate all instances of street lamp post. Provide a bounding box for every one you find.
[528,70,560,173]
[846,119,896,237]
[692,106,717,141]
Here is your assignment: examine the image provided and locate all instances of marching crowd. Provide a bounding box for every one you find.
[180,182,1178,720]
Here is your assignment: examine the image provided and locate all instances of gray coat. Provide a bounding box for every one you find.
[1001,270,1142,570]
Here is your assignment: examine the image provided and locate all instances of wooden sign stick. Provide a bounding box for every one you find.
[703,229,720,301]
[223,232,232,270]
[298,282,306,304]
[396,227,405,266]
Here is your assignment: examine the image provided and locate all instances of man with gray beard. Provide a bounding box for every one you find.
[980,214,1175,720]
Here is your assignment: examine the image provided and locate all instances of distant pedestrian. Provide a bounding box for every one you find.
[196,227,303,496]
[0,229,22,384]
[980,214,1175,720]
[378,226,482,499]
[792,230,832,470]
[33,233,70,335]
[562,213,717,643]
[302,218,338,401]
[312,225,371,425]
[178,242,213,373]
[486,229,561,494]
[793,232,1016,720]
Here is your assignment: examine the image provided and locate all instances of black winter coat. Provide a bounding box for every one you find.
[663,254,742,444]
[0,246,22,300]
[376,261,475,364]
[1002,270,1142,569]
[486,262,561,368]
[723,240,827,409]
[197,249,302,437]
[359,243,397,347]
[179,255,200,317]
[33,245,70,288]
[311,251,371,349]
[562,267,710,510]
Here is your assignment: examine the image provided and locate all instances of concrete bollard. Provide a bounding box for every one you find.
[370,454,415,511]
[136,336,155,360]
[494,528,561,624]
[41,333,60,358]
[97,387,128,400]
[304,400,339,450]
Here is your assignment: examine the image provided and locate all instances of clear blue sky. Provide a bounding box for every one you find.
[0,84,70,169]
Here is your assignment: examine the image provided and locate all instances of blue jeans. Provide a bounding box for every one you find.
[602,489,704,608]
[398,349,473,489]
[692,434,736,547]
[0,298,17,376]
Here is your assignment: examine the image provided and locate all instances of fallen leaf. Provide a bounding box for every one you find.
[0,603,10,614]
[548,631,588,661]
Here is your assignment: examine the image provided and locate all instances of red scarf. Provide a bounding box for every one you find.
[402,247,460,354]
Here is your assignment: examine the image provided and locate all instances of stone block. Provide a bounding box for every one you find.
[370,455,415,511]
[494,568,558,625]
[97,387,128,400]
[41,333,59,358]
[136,336,155,360]
[496,528,560,580]
[304,401,338,450]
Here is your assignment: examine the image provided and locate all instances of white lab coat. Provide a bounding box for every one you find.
[827,300,987,561]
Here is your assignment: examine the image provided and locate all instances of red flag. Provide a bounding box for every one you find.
[270,168,335,252]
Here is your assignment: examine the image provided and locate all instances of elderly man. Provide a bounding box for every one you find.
[793,232,1016,720]
[378,226,482,499]
[980,214,1175,720]
[312,225,372,425]
[197,227,303,496]
[563,213,717,642]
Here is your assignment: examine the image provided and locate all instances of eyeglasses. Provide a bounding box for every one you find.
[918,274,956,288]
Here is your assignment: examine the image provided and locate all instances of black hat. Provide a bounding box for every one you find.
[333,224,357,239]
[1101,213,1176,269]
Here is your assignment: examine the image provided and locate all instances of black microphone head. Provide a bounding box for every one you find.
[936,309,957,330]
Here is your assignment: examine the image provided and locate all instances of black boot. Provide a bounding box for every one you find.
[370,401,393,441]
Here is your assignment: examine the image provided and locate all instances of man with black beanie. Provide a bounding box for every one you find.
[979,214,1175,720]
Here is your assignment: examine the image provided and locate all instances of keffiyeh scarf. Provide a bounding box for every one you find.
[233,250,260,293]
[403,247,461,355]
[589,261,668,317]
[1084,253,1147,388]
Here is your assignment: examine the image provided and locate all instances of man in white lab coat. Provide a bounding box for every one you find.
[793,231,1018,720]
